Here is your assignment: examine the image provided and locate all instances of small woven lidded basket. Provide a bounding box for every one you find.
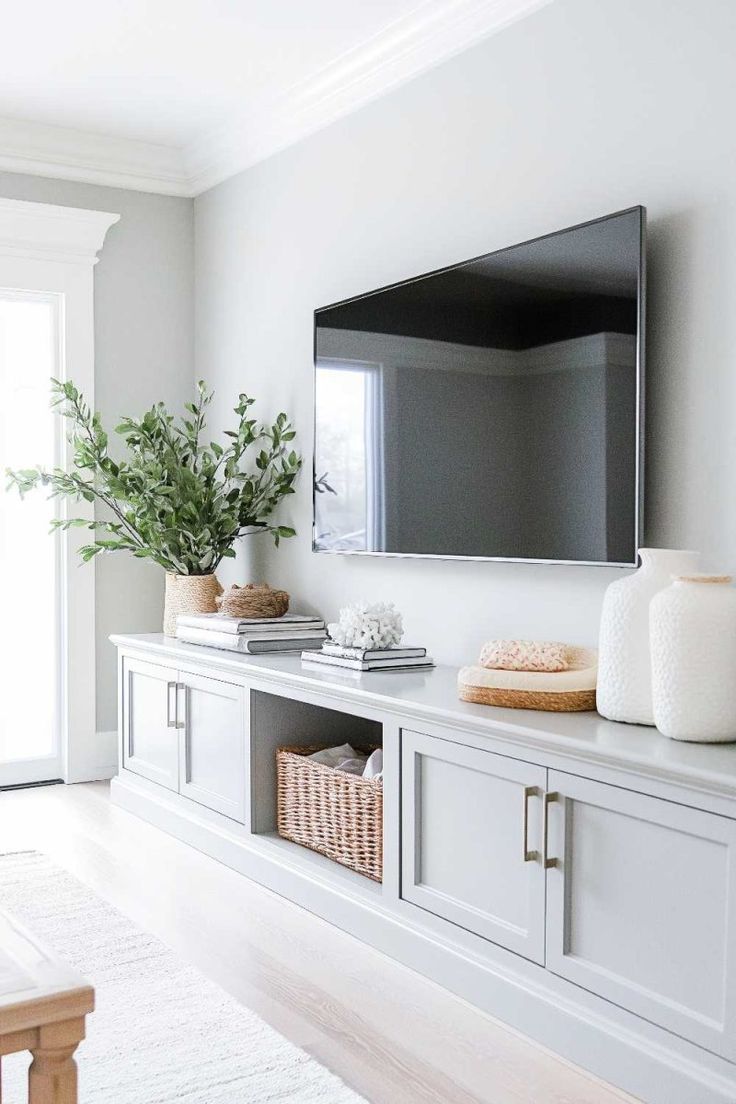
[216,582,289,620]
[276,746,383,882]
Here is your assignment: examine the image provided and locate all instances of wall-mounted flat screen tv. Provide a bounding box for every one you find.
[313,207,645,565]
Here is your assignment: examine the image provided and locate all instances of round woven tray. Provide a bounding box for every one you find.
[459,684,596,712]
[458,646,598,713]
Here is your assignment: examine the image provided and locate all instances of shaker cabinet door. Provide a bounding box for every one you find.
[401,729,547,964]
[545,770,736,1061]
[122,657,179,790]
[178,672,247,823]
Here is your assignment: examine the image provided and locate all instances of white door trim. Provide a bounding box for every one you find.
[0,197,119,785]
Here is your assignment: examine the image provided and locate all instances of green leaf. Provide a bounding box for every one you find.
[7,378,303,573]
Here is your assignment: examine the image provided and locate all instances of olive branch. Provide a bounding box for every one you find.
[6,379,302,574]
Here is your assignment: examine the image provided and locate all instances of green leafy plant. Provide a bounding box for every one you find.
[6,379,302,574]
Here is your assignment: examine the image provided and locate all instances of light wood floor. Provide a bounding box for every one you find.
[0,782,638,1104]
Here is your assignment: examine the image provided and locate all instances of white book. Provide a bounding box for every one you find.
[177,627,326,651]
[302,659,435,676]
[321,643,427,660]
[176,620,325,638]
[232,624,325,638]
[302,651,434,672]
[176,612,324,635]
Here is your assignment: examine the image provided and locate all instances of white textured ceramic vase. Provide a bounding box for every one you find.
[650,575,736,742]
[597,548,699,724]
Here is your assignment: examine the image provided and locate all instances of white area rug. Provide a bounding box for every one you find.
[0,852,365,1104]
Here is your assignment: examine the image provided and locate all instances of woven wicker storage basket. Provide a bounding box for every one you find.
[276,746,383,882]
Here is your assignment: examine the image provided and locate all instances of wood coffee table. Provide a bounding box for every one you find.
[0,908,94,1103]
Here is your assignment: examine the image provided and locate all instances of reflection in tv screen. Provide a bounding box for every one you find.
[314,208,644,565]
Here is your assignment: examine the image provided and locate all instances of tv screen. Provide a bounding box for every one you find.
[313,207,645,565]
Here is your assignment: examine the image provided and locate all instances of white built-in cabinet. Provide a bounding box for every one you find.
[179,671,246,821]
[545,771,736,1062]
[123,657,179,790]
[401,729,547,964]
[401,729,736,1063]
[122,656,246,822]
[111,635,736,1104]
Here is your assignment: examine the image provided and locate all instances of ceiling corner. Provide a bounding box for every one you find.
[186,0,554,194]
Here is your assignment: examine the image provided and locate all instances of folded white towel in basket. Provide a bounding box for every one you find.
[363,749,383,781]
[309,743,362,769]
[308,743,383,781]
[334,757,369,777]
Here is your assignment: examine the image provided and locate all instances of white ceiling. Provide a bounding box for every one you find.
[0,0,552,196]
[0,0,425,146]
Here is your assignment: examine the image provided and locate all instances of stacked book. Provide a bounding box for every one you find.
[176,612,327,653]
[302,641,434,673]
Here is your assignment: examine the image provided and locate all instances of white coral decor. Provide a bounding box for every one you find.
[327,601,403,650]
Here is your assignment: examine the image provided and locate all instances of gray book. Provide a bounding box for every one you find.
[243,638,327,654]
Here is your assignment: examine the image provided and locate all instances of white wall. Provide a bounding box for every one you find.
[0,172,194,732]
[191,0,735,665]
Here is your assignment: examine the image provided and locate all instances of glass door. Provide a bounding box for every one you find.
[0,290,63,786]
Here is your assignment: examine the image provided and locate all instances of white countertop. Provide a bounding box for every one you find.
[111,633,736,802]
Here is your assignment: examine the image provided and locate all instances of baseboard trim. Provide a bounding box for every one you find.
[110,770,736,1104]
[65,730,118,784]
[0,779,64,792]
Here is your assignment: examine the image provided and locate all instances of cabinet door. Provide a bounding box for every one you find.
[401,729,547,964]
[178,672,246,823]
[122,657,179,790]
[545,770,736,1061]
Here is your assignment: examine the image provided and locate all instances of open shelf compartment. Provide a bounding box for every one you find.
[250,688,384,889]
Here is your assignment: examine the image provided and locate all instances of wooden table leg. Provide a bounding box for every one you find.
[28,1045,78,1104]
[28,1018,85,1104]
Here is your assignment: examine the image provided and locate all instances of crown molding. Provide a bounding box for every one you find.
[0,0,551,198]
[0,197,120,265]
[0,116,191,197]
[185,0,553,193]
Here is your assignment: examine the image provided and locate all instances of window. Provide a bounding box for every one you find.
[314,360,386,552]
[0,293,61,778]
[0,198,118,785]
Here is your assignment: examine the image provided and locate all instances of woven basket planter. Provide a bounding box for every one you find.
[163,572,223,636]
[276,746,383,882]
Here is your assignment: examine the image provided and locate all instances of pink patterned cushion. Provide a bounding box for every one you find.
[479,640,571,673]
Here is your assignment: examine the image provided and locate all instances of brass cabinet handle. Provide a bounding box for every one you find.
[166,681,177,728]
[543,791,559,869]
[523,786,540,862]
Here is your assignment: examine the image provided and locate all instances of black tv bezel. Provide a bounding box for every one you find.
[312,205,646,568]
